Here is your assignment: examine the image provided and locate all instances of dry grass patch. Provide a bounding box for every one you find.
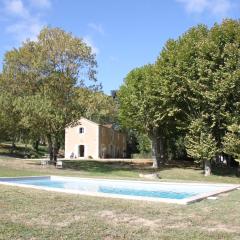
[100,210,158,229]
[0,185,240,239]
[0,157,240,239]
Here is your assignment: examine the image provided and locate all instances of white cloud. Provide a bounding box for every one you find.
[29,0,51,9]
[6,19,43,42]
[177,0,233,16]
[83,35,99,55]
[3,0,51,43]
[88,22,104,35]
[211,0,231,15]
[5,0,29,17]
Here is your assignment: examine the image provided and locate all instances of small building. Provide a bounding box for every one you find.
[65,118,127,159]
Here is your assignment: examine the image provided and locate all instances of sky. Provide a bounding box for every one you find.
[0,0,239,94]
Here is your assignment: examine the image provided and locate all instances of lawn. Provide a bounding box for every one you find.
[0,142,49,159]
[0,157,239,183]
[0,158,240,239]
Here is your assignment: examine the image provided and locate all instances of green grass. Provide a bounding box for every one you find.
[0,158,240,239]
[0,142,49,159]
[1,182,240,239]
[0,158,239,183]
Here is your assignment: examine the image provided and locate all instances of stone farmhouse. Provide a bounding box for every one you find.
[65,118,127,159]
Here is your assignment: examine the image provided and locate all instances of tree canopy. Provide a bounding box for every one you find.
[1,27,98,162]
[118,19,240,172]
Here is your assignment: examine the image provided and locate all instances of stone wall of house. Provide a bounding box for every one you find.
[99,125,127,158]
[65,118,99,159]
[65,117,127,159]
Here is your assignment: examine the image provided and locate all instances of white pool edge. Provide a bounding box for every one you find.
[0,176,239,205]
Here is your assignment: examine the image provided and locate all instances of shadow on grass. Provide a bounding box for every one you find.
[63,160,154,174]
[0,143,48,159]
[62,160,201,174]
[162,161,239,178]
[62,160,239,178]
[212,166,238,177]
[161,160,201,170]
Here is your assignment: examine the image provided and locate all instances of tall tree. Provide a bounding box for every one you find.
[2,27,97,162]
[118,27,206,168]
[223,124,240,159]
[183,20,240,171]
[0,75,23,144]
[193,20,240,148]
[185,117,218,176]
[118,19,240,170]
[118,65,178,168]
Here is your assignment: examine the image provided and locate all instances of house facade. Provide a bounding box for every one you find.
[65,118,127,159]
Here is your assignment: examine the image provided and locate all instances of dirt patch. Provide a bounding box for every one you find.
[55,215,84,227]
[200,225,240,233]
[99,210,158,229]
[165,222,193,229]
[6,212,84,229]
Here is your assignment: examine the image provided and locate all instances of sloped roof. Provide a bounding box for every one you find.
[79,117,100,126]
[72,117,125,134]
[102,124,113,128]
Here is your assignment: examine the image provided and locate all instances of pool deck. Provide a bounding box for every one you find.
[0,176,239,205]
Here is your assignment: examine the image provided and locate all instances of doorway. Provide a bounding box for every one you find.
[78,145,85,157]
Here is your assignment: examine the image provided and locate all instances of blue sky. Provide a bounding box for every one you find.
[0,0,239,94]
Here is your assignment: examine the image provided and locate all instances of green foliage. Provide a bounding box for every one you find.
[118,63,185,167]
[118,65,158,133]
[167,136,187,160]
[136,133,151,154]
[223,124,240,162]
[1,19,240,167]
[77,88,118,125]
[185,118,218,163]
[0,90,23,142]
[118,19,240,166]
[1,27,97,160]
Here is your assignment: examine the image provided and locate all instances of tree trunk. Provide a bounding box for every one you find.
[53,139,58,164]
[236,165,240,177]
[46,135,59,164]
[10,140,16,154]
[33,140,39,152]
[151,128,166,168]
[47,135,54,163]
[204,160,211,176]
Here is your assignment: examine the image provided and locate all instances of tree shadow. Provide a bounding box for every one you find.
[62,159,203,174]
[162,160,239,178]
[63,160,154,174]
[161,160,201,170]
[212,166,238,177]
[26,158,240,178]
[0,143,48,159]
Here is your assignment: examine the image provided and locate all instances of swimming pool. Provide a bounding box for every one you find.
[0,176,239,204]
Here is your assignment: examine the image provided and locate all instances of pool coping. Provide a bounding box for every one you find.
[0,176,239,205]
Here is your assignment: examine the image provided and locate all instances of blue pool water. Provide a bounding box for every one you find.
[99,186,194,199]
[0,177,199,200]
[14,179,65,188]
[0,176,236,202]
[14,179,196,199]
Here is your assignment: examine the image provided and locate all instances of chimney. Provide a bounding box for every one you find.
[110,90,117,99]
